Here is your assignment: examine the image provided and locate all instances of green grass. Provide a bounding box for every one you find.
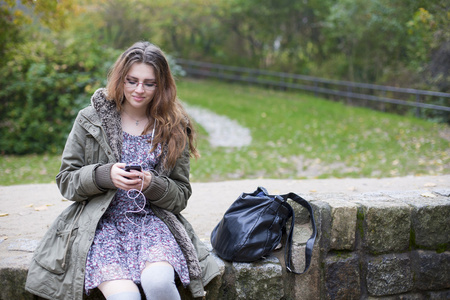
[178,79,449,181]
[0,78,449,185]
[0,154,62,186]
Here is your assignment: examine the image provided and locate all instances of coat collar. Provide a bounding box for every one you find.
[90,88,122,162]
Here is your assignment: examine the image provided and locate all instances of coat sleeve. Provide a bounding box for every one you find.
[143,144,192,214]
[56,112,106,202]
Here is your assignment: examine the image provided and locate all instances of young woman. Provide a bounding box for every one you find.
[25,42,219,300]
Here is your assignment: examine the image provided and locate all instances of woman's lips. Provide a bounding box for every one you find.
[132,95,145,102]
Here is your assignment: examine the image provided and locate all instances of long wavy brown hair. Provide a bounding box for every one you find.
[106,41,199,168]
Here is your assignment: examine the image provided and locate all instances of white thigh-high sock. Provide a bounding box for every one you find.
[106,291,141,300]
[141,264,181,300]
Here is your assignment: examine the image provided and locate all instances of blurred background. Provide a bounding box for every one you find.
[0,0,449,183]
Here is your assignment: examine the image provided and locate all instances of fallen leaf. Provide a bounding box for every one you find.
[25,204,34,208]
[309,189,317,193]
[0,213,9,217]
[34,206,48,211]
[421,192,436,198]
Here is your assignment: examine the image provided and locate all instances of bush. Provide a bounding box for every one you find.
[0,34,119,154]
[0,34,187,155]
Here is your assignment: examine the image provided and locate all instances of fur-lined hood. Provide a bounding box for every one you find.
[90,88,123,162]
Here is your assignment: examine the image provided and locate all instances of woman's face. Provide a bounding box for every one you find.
[123,62,157,111]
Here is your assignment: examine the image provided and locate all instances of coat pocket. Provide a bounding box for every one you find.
[34,218,79,275]
[34,202,85,275]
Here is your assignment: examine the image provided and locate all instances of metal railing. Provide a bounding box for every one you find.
[177,59,450,117]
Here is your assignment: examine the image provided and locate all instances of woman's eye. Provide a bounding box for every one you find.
[127,79,137,84]
[145,83,156,88]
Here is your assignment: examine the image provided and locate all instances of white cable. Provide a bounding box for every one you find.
[124,119,157,228]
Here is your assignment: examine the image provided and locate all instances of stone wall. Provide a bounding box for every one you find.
[198,189,450,300]
[1,189,449,300]
[205,189,450,300]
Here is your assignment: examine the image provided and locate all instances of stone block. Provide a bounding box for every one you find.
[292,222,315,246]
[433,189,450,197]
[310,200,331,252]
[290,245,321,300]
[325,252,360,300]
[366,254,413,296]
[228,256,284,300]
[412,250,450,291]
[426,289,450,299]
[358,200,411,254]
[407,197,450,249]
[0,267,34,300]
[327,199,358,250]
[367,293,426,300]
[289,197,314,225]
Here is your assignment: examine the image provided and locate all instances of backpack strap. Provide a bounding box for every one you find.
[282,193,317,274]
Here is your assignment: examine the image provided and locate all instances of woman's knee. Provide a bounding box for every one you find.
[141,262,180,300]
[104,291,141,300]
[98,279,140,300]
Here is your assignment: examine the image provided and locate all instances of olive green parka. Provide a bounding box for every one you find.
[25,89,220,299]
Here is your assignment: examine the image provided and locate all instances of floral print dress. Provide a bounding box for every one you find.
[84,131,190,293]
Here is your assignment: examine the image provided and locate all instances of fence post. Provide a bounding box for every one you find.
[415,94,421,118]
[280,72,285,91]
[347,86,352,104]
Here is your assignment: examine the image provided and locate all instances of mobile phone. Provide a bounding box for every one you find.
[125,164,142,172]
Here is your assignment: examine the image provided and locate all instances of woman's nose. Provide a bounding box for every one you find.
[135,82,145,92]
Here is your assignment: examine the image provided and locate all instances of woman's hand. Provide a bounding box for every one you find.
[111,163,152,191]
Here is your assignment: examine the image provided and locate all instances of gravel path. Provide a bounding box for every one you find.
[184,104,252,147]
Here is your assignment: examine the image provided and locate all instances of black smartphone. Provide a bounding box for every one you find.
[125,164,142,172]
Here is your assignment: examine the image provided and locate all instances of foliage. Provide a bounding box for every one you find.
[1,0,449,157]
[323,0,407,82]
[0,32,119,154]
[7,0,450,91]
[0,1,101,154]
[0,30,186,155]
[88,0,152,49]
[103,0,447,93]
[3,0,449,88]
[1,79,448,185]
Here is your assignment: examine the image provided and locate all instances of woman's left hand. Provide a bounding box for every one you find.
[140,170,152,191]
[111,163,152,191]
[126,170,152,191]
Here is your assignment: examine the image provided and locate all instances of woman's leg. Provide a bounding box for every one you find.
[141,261,181,300]
[98,279,141,300]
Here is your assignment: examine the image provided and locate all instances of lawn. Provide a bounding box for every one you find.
[179,79,449,181]
[0,78,448,185]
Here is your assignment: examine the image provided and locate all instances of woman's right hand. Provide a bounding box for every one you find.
[111,163,145,191]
